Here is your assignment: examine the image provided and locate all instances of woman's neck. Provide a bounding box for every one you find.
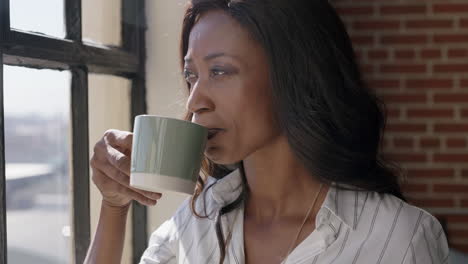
[242,135,328,224]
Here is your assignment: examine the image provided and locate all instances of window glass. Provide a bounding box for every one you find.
[83,0,121,46]
[4,66,72,264]
[10,0,66,38]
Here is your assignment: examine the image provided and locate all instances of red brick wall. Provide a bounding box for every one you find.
[331,0,468,253]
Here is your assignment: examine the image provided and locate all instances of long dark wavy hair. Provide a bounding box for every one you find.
[180,0,405,263]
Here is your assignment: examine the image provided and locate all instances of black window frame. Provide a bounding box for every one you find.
[0,0,148,263]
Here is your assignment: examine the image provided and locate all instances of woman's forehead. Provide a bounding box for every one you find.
[186,10,254,59]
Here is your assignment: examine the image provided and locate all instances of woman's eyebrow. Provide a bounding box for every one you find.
[184,52,241,63]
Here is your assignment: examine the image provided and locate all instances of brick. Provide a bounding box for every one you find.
[387,108,401,118]
[433,4,468,13]
[462,200,468,208]
[336,6,374,15]
[382,93,427,103]
[447,49,468,58]
[405,19,453,29]
[406,79,453,90]
[434,34,468,44]
[354,50,364,60]
[452,244,468,253]
[433,154,468,163]
[401,183,429,193]
[350,35,375,45]
[385,153,427,163]
[448,229,468,238]
[380,35,428,45]
[381,5,426,15]
[368,49,389,60]
[410,198,454,208]
[446,138,467,148]
[367,79,400,90]
[434,64,468,73]
[420,137,441,148]
[360,64,375,74]
[402,183,429,193]
[461,108,468,118]
[406,168,454,179]
[435,124,468,133]
[433,184,468,193]
[407,108,454,118]
[420,49,442,59]
[434,93,468,103]
[407,108,453,118]
[353,20,400,31]
[434,214,468,223]
[382,138,390,148]
[462,19,468,28]
[393,137,414,148]
[380,64,426,74]
[387,123,427,133]
[462,80,468,89]
[394,50,416,59]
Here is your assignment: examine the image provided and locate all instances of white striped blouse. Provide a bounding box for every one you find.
[139,168,450,264]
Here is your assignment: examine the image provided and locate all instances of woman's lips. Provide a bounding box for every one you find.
[207,129,223,140]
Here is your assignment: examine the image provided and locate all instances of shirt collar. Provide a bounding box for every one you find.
[321,182,368,230]
[210,167,367,231]
[209,167,244,207]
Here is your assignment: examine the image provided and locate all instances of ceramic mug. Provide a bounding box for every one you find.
[130,115,208,195]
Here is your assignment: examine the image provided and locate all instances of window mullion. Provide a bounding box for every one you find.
[65,1,91,263]
[0,0,9,262]
[65,0,82,41]
[70,66,90,264]
[0,0,10,41]
[0,53,7,264]
[122,0,148,263]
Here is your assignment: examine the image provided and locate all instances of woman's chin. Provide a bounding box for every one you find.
[204,147,221,160]
[204,148,235,165]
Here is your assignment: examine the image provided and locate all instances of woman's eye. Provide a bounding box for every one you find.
[211,68,226,77]
[183,70,197,82]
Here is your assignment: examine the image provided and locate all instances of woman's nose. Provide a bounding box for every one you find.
[185,81,214,115]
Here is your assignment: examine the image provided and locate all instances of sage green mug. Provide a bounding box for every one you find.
[130,115,208,195]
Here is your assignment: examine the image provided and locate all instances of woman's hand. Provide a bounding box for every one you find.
[90,129,162,208]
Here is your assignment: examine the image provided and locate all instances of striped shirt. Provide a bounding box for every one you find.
[139,168,450,263]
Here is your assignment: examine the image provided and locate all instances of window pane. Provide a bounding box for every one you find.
[4,66,71,264]
[10,0,65,38]
[83,0,121,46]
[88,74,132,263]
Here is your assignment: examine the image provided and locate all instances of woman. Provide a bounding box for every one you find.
[84,0,449,263]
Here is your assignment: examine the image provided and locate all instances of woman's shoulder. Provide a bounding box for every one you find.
[375,192,449,262]
[330,184,446,244]
[329,186,449,263]
[368,190,443,232]
[356,189,449,259]
[355,189,444,235]
[329,184,442,232]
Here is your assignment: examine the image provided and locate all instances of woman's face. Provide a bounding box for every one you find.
[184,10,280,165]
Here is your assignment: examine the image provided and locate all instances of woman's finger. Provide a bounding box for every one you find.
[104,129,133,153]
[93,165,157,206]
[116,183,158,206]
[98,159,162,200]
[105,145,131,176]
